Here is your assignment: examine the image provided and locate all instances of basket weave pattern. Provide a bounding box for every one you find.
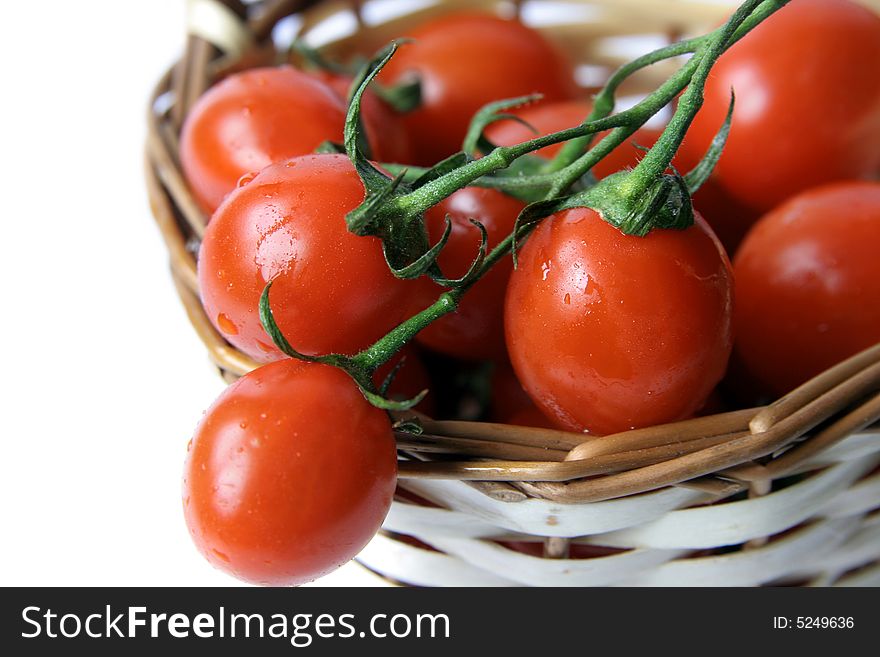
[146,0,880,586]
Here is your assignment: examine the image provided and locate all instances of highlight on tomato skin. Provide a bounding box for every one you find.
[183,359,397,587]
[377,12,579,165]
[197,153,420,364]
[504,208,734,436]
[179,66,349,214]
[733,180,880,397]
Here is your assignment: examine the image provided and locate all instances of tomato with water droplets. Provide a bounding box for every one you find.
[198,153,418,363]
[505,208,733,435]
[180,66,349,214]
[183,358,397,586]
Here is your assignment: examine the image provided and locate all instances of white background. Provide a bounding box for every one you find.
[0,0,384,586]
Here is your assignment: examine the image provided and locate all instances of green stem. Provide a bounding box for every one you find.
[546,35,706,174]
[547,0,788,187]
[621,0,765,200]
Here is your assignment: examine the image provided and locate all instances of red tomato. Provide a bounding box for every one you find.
[683,0,880,213]
[198,153,417,363]
[183,359,397,586]
[378,13,578,165]
[505,209,733,435]
[415,187,525,361]
[733,181,880,396]
[486,100,758,253]
[310,70,413,164]
[180,66,348,213]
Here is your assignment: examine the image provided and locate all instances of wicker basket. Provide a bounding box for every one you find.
[146,0,880,586]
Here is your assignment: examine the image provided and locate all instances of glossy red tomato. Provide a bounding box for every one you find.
[487,100,758,253]
[378,13,577,165]
[183,359,397,586]
[310,70,413,164]
[733,181,880,396]
[415,187,525,361]
[180,66,348,213]
[198,153,417,363]
[505,209,733,435]
[683,0,880,213]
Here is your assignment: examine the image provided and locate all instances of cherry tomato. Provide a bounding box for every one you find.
[505,209,733,435]
[414,187,525,361]
[378,13,577,165]
[733,181,880,396]
[310,70,413,164]
[683,0,880,213]
[180,66,348,213]
[183,359,397,586]
[198,153,417,363]
[486,100,758,253]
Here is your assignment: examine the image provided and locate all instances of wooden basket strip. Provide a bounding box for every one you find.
[147,70,207,239]
[144,153,199,293]
[738,392,880,480]
[834,562,880,587]
[357,532,518,587]
[407,417,586,450]
[788,520,880,583]
[425,535,686,587]
[565,407,758,460]
[398,430,747,481]
[395,432,570,462]
[591,456,880,550]
[817,467,880,520]
[750,343,880,433]
[398,478,711,537]
[620,517,860,587]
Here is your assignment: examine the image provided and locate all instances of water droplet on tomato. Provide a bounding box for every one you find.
[236,171,257,187]
[563,293,571,305]
[256,340,275,353]
[239,421,248,429]
[212,548,231,563]
[217,313,239,336]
